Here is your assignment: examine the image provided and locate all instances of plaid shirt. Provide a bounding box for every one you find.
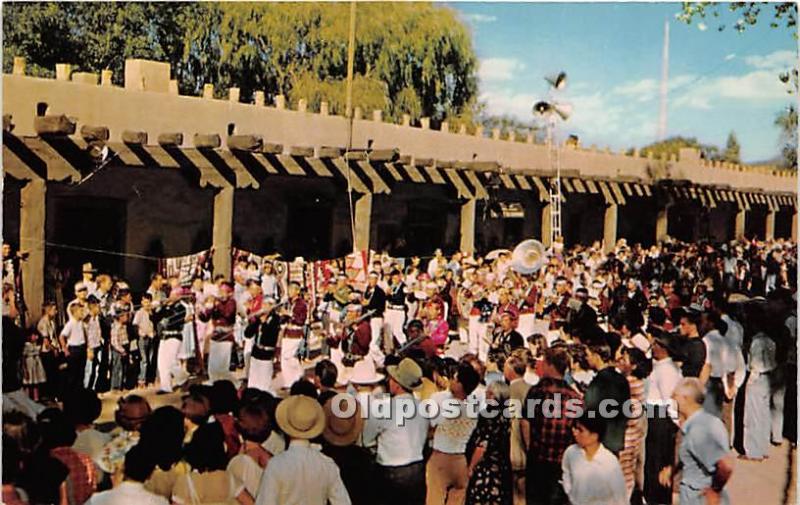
[50,446,97,505]
[522,377,583,464]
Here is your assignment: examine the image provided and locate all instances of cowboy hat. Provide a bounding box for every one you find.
[82,262,97,274]
[349,358,384,385]
[386,358,423,391]
[322,395,363,447]
[275,395,326,440]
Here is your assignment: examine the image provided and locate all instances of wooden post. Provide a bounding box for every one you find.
[656,207,669,242]
[460,199,476,254]
[541,203,552,248]
[212,185,234,278]
[354,193,372,252]
[20,178,46,320]
[765,210,776,240]
[792,211,798,242]
[734,209,746,240]
[604,204,618,253]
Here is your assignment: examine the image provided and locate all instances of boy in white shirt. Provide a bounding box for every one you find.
[60,303,88,390]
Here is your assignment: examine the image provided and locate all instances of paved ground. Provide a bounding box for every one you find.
[98,382,796,505]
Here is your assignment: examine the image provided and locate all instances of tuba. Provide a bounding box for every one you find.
[511,239,546,275]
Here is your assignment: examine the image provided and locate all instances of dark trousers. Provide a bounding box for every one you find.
[66,344,87,390]
[526,460,565,505]
[377,461,426,505]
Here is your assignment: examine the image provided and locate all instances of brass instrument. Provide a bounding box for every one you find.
[511,239,547,275]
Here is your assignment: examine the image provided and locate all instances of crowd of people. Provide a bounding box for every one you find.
[2,235,797,505]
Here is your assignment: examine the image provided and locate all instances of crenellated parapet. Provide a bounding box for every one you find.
[3,57,796,196]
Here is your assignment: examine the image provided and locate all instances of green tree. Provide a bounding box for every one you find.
[722,131,741,163]
[775,105,798,170]
[677,2,796,34]
[639,136,721,161]
[3,2,478,122]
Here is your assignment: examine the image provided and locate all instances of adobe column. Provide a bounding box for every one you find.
[540,202,552,248]
[734,208,746,240]
[603,203,618,253]
[765,209,776,241]
[354,193,373,252]
[655,206,669,242]
[460,199,476,254]
[20,178,46,319]
[212,184,234,278]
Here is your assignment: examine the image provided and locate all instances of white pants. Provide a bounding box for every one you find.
[468,315,489,362]
[370,317,384,347]
[243,337,254,377]
[385,308,406,345]
[247,357,274,393]
[157,338,186,392]
[208,340,233,383]
[280,338,303,388]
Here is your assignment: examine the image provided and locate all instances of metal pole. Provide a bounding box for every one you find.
[344,1,358,253]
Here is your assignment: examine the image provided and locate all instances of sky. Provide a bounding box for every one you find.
[451,2,798,163]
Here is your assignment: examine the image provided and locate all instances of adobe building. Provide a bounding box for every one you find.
[3,58,797,317]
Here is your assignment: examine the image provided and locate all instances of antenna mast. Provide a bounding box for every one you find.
[657,19,669,141]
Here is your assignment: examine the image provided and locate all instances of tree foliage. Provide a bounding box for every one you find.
[639,136,722,161]
[722,131,741,163]
[775,105,798,170]
[678,2,797,34]
[3,2,478,122]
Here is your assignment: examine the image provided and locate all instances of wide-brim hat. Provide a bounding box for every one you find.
[82,262,97,274]
[349,358,384,385]
[322,395,363,447]
[275,395,326,440]
[386,357,423,391]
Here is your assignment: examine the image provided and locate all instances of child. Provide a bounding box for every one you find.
[133,293,155,388]
[37,301,62,399]
[110,310,131,392]
[84,296,104,390]
[22,328,46,401]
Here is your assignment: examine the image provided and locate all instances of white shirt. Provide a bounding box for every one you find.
[703,330,737,378]
[647,357,682,403]
[60,318,86,346]
[255,439,350,505]
[748,333,777,374]
[362,393,429,466]
[133,308,154,338]
[429,390,478,454]
[228,453,264,498]
[721,314,744,352]
[561,444,627,505]
[86,481,168,505]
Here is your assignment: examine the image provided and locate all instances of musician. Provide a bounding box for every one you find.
[424,298,449,348]
[543,276,571,330]
[156,287,190,394]
[403,319,437,359]
[333,304,372,359]
[493,288,520,325]
[518,281,540,339]
[198,281,237,383]
[489,311,524,368]
[468,285,494,362]
[279,281,308,388]
[385,269,407,347]
[244,297,281,393]
[363,272,387,352]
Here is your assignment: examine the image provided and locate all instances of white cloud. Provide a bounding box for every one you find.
[462,13,497,24]
[743,50,798,70]
[673,69,791,109]
[478,58,526,83]
[611,75,696,103]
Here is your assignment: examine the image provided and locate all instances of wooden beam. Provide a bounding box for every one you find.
[121,130,148,144]
[20,178,46,319]
[212,185,234,278]
[34,115,76,136]
[193,133,221,149]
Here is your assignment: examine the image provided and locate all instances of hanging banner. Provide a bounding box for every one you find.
[160,250,212,285]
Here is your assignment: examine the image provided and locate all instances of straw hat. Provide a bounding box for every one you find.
[322,395,363,447]
[349,358,384,385]
[386,358,423,391]
[275,395,326,440]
